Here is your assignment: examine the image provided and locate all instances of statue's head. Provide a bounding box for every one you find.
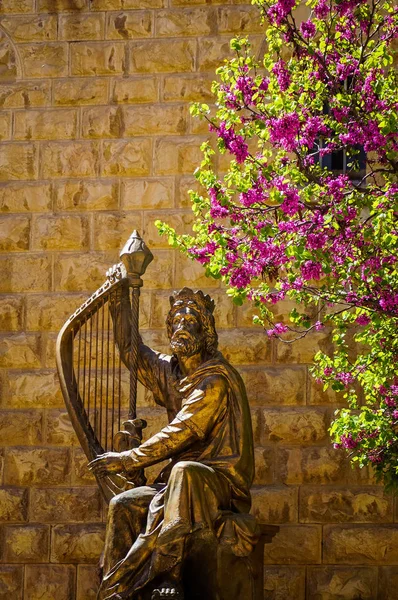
[166,288,218,359]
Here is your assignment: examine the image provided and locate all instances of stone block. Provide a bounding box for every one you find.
[251,486,298,524]
[0,410,42,446]
[0,82,50,109]
[217,6,264,33]
[379,567,398,600]
[0,215,30,252]
[275,330,333,364]
[154,136,203,175]
[41,142,99,179]
[263,524,321,564]
[93,212,142,251]
[140,330,169,356]
[324,525,398,564]
[263,408,329,444]
[263,567,305,600]
[241,366,306,406]
[53,252,115,292]
[123,104,187,136]
[156,8,214,36]
[0,15,57,42]
[92,0,163,7]
[14,109,77,140]
[307,566,377,600]
[174,252,213,289]
[6,371,64,409]
[0,295,23,330]
[0,143,38,181]
[176,175,203,208]
[55,180,118,211]
[0,112,10,140]
[101,140,151,177]
[71,42,125,76]
[0,255,51,293]
[253,447,274,485]
[82,106,125,138]
[26,294,86,332]
[0,565,23,599]
[143,249,174,289]
[39,0,88,8]
[45,410,79,446]
[112,77,158,104]
[162,74,213,103]
[53,78,109,106]
[77,565,98,600]
[129,40,195,73]
[218,329,272,365]
[0,333,41,368]
[59,13,105,40]
[20,44,68,78]
[300,487,393,523]
[3,524,50,563]
[24,565,76,600]
[4,447,71,486]
[0,488,28,522]
[0,182,51,212]
[143,210,192,248]
[170,0,221,4]
[106,10,152,39]
[121,178,174,210]
[30,487,101,523]
[32,215,89,251]
[197,37,233,72]
[71,448,96,485]
[309,376,345,405]
[250,408,262,445]
[51,524,105,563]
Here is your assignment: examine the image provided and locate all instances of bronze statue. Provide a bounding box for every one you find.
[56,232,277,600]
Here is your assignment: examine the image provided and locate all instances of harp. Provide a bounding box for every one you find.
[56,231,153,503]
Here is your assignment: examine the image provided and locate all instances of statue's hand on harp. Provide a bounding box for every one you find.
[88,451,142,485]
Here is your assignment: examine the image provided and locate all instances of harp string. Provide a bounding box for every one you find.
[100,298,105,448]
[111,290,116,451]
[87,316,92,420]
[82,317,87,409]
[105,296,111,451]
[94,307,99,436]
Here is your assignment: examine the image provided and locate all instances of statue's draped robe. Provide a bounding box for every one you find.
[99,300,255,599]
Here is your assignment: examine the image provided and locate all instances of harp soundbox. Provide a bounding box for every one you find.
[56,231,153,503]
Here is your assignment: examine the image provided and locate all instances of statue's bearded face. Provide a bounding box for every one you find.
[170,307,204,358]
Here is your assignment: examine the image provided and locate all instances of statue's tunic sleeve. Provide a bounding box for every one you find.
[121,374,228,471]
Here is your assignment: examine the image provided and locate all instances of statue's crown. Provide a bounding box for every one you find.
[169,287,215,315]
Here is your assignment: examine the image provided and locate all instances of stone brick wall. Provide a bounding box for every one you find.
[0,1,396,599]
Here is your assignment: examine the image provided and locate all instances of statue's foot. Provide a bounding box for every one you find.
[151,582,183,599]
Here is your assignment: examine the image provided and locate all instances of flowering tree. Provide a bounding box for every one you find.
[157,0,398,489]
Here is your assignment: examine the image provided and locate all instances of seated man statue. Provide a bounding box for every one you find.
[89,287,258,600]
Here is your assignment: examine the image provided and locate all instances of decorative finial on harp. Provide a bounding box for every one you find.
[120,231,154,282]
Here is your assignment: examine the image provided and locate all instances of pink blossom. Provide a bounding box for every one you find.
[268,112,300,152]
[356,314,371,326]
[300,19,316,38]
[301,260,323,281]
[272,60,291,92]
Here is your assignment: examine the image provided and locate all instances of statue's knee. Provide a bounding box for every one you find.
[170,461,199,482]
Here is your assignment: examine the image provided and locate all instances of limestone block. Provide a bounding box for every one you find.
[121,178,174,210]
[156,8,214,36]
[106,11,152,39]
[0,295,23,330]
[379,567,398,600]
[307,565,377,599]
[53,78,109,106]
[30,487,101,523]
[198,37,233,72]
[93,212,142,250]
[263,566,305,600]
[0,333,41,368]
[275,330,333,364]
[101,140,151,176]
[154,136,203,175]
[309,376,345,405]
[0,0,34,13]
[300,487,393,523]
[81,106,125,138]
[3,524,50,562]
[170,0,221,4]
[0,410,42,446]
[77,565,98,600]
[14,109,77,140]
[0,565,23,599]
[112,77,158,104]
[59,13,105,40]
[143,249,174,289]
[143,210,192,248]
[51,524,105,563]
[45,409,80,447]
[0,487,28,522]
[39,0,88,8]
[54,252,115,292]
[162,74,213,103]
[32,215,89,251]
[26,294,86,332]
[251,486,298,524]
[324,525,398,564]
[0,182,51,212]
[176,175,203,208]
[250,408,262,445]
[218,329,272,365]
[4,447,71,486]
[41,142,99,179]
[0,82,50,109]
[123,104,187,136]
[174,252,215,289]
[0,143,38,181]
[129,40,195,73]
[6,371,64,409]
[20,44,68,78]
[0,15,57,42]
[218,6,264,33]
[0,255,51,293]
[71,42,125,76]
[140,330,169,356]
[92,0,164,7]
[0,111,10,140]
[263,524,321,565]
[263,408,329,444]
[241,366,306,406]
[55,180,118,211]
[71,448,96,485]
[24,565,76,600]
[253,447,274,485]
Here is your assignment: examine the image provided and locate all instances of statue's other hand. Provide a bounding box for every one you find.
[88,452,123,478]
